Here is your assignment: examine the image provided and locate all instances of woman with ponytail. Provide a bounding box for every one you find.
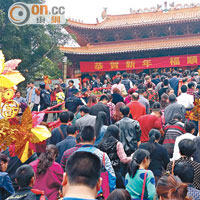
[29,145,63,200]
[139,129,170,183]
[157,174,192,200]
[125,149,156,200]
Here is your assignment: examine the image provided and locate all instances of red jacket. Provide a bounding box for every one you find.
[127,101,146,120]
[138,114,162,143]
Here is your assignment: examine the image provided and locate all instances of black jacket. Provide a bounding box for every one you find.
[89,102,110,124]
[115,117,141,156]
[99,139,120,171]
[65,95,83,113]
[6,186,48,200]
[139,142,170,177]
[39,89,51,111]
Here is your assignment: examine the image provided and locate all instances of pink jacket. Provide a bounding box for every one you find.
[29,159,64,200]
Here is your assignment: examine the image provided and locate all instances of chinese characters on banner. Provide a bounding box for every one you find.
[80,54,200,72]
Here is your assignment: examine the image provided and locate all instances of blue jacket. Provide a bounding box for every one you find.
[26,87,36,103]
[76,144,116,193]
[0,172,14,200]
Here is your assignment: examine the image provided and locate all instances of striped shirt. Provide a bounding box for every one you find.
[163,120,185,158]
[60,144,82,169]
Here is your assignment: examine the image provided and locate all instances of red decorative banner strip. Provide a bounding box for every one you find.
[80,54,200,72]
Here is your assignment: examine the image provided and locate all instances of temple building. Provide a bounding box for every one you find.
[61,3,200,78]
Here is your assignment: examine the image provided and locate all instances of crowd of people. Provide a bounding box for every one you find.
[1,70,200,200]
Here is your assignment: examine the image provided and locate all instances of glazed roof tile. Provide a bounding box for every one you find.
[60,35,200,55]
[67,7,200,29]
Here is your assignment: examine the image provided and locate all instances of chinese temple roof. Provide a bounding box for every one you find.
[60,35,200,55]
[67,7,200,30]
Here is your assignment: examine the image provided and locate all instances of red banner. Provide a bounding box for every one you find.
[80,54,200,72]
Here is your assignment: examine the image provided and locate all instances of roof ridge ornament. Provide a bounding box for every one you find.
[101,8,107,19]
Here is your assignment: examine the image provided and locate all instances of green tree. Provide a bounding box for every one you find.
[0,0,70,82]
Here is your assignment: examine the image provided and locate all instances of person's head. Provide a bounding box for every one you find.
[145,75,151,83]
[0,153,9,172]
[103,79,108,84]
[160,93,169,109]
[138,87,145,95]
[63,152,101,198]
[128,88,135,95]
[128,149,150,178]
[68,111,74,122]
[188,82,195,89]
[174,162,194,184]
[92,74,97,80]
[29,80,34,88]
[152,73,156,79]
[184,121,195,134]
[146,82,153,89]
[132,93,139,101]
[15,165,35,188]
[156,175,190,200]
[107,189,131,200]
[140,129,161,154]
[116,72,121,77]
[163,79,169,87]
[37,144,58,175]
[67,125,79,136]
[81,126,95,144]
[68,80,74,87]
[115,78,121,84]
[172,72,177,77]
[15,90,21,98]
[27,82,30,88]
[160,75,166,82]
[113,102,125,122]
[39,82,45,89]
[95,111,108,138]
[197,83,200,93]
[54,83,59,89]
[149,129,161,141]
[59,112,70,124]
[152,102,162,117]
[99,125,120,150]
[87,95,97,107]
[167,89,174,96]
[120,106,130,117]
[105,125,120,140]
[72,89,79,96]
[169,94,176,103]
[181,85,187,93]
[99,95,109,104]
[59,78,63,83]
[96,78,101,83]
[81,88,88,95]
[173,114,183,122]
[113,87,121,94]
[80,105,90,117]
[178,139,196,157]
[122,72,128,79]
